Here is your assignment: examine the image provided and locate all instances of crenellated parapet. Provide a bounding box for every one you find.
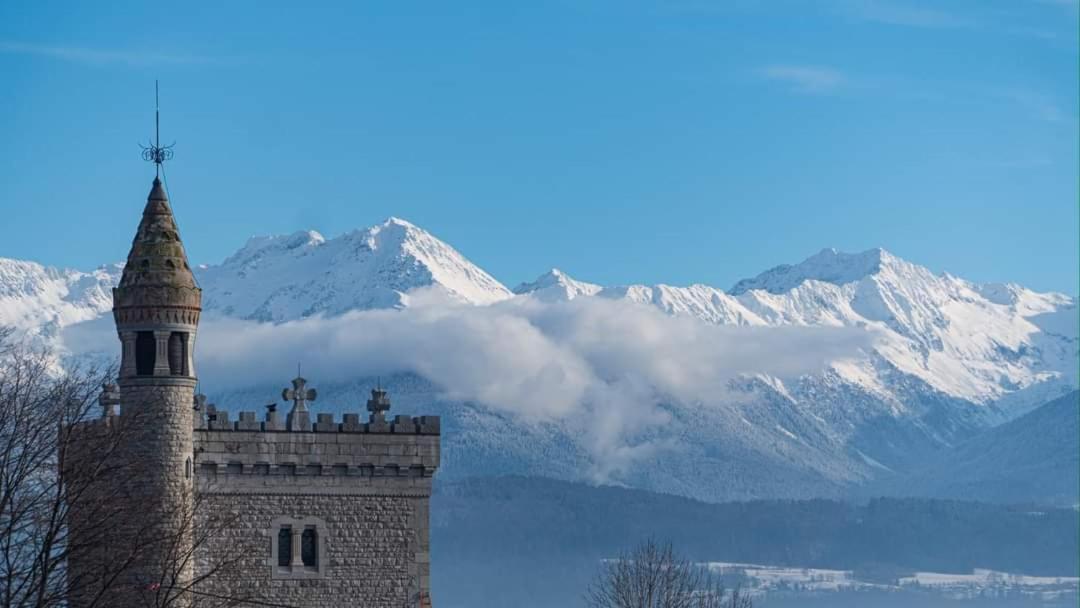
[193,429,440,489]
[196,409,441,435]
[192,381,441,496]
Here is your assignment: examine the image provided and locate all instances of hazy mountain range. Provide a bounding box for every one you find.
[1,217,1076,504]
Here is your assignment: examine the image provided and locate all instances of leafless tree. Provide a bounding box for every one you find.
[0,330,281,608]
[0,328,117,607]
[585,540,752,608]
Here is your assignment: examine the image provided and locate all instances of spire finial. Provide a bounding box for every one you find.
[140,80,175,177]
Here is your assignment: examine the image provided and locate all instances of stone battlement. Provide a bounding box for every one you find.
[195,422,440,471]
[192,383,441,494]
[196,410,441,435]
[194,419,440,495]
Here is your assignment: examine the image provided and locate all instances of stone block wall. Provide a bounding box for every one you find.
[66,378,198,608]
[194,493,429,608]
[191,410,440,608]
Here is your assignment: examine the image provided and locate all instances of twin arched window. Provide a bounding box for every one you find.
[272,519,324,578]
[277,526,317,567]
[132,331,188,376]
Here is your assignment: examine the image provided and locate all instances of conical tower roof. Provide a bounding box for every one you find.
[118,177,197,290]
[113,177,201,321]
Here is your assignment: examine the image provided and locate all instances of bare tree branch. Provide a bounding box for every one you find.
[585,539,752,608]
[0,334,283,608]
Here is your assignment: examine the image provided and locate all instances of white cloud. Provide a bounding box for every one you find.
[760,65,847,94]
[62,289,875,479]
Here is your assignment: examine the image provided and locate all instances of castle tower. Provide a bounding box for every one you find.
[111,175,201,601]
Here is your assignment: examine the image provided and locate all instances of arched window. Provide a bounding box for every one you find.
[135,331,155,376]
[277,527,292,567]
[301,529,317,568]
[168,332,188,375]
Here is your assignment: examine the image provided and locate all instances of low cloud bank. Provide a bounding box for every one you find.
[62,289,875,479]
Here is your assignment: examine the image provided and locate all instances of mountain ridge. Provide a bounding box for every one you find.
[514,254,1077,413]
[2,218,1074,417]
[873,390,1080,505]
[2,218,1075,504]
[196,217,512,322]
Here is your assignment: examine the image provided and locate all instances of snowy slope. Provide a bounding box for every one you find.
[874,390,1080,505]
[0,259,121,339]
[507,248,1077,493]
[514,271,766,325]
[1,218,510,331]
[516,248,1078,417]
[511,269,602,302]
[198,218,511,321]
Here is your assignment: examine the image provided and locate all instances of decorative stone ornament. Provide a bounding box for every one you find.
[283,376,317,431]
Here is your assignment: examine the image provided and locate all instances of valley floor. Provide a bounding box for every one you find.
[709,562,1078,607]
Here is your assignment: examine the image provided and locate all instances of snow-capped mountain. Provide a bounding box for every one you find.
[1,217,510,332]
[198,218,511,321]
[0,259,121,339]
[516,248,1078,417]
[516,271,763,326]
[507,249,1076,492]
[1,220,1076,503]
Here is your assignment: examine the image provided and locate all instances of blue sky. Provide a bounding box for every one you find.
[1,0,1077,293]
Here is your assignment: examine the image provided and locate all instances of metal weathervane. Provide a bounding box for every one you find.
[140,80,175,176]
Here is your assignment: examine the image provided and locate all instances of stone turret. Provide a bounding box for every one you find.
[111,176,201,604]
[113,176,200,379]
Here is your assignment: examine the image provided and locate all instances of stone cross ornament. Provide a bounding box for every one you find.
[283,376,316,431]
[367,387,391,423]
[283,376,317,414]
